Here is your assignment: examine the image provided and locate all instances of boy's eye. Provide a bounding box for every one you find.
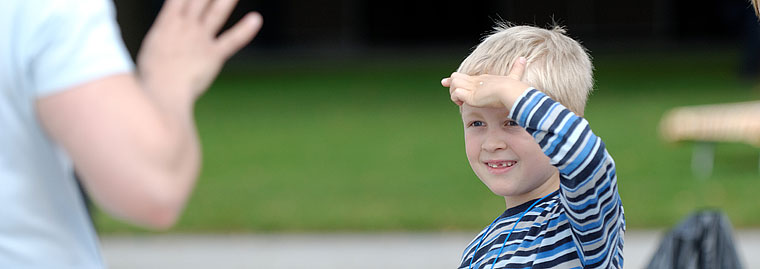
[505,120,519,127]
[469,121,485,127]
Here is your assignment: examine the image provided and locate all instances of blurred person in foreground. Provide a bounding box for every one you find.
[442,24,624,268]
[0,0,262,267]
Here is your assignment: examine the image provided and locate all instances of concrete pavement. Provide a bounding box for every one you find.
[100,230,760,268]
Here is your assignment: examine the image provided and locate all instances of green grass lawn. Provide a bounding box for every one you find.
[95,49,760,233]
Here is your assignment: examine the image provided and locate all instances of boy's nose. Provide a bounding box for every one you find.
[482,136,507,152]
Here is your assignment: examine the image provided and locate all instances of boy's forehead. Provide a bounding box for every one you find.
[460,105,510,118]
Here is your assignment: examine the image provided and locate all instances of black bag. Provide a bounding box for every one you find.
[647,210,743,269]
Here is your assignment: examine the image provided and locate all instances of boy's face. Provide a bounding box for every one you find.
[461,105,558,199]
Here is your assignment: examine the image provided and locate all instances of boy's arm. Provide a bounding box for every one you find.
[445,59,624,268]
[36,0,262,229]
[509,89,624,268]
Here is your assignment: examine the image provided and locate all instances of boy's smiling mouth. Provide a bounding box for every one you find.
[484,160,517,174]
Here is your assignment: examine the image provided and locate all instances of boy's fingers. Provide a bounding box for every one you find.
[204,0,239,33]
[216,12,263,59]
[451,72,481,90]
[506,57,527,81]
[441,78,451,87]
[450,72,474,81]
[450,92,462,106]
[448,77,476,94]
[450,88,469,106]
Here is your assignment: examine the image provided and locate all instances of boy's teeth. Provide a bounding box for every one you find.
[488,161,515,168]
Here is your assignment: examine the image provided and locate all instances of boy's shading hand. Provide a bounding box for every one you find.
[137,0,263,104]
[442,57,529,110]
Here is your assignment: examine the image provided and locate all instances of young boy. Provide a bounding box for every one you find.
[442,24,625,268]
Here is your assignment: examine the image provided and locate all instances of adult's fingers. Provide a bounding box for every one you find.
[154,0,186,27]
[203,0,240,33]
[186,0,212,21]
[506,57,527,81]
[216,12,263,59]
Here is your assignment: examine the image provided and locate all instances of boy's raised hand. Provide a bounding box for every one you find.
[137,0,263,104]
[442,57,529,110]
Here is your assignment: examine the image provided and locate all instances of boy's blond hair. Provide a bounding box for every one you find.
[458,24,593,116]
[753,0,759,17]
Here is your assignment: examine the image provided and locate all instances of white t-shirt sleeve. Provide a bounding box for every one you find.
[30,0,134,97]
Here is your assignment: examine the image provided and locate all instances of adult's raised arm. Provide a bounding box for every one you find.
[36,0,262,230]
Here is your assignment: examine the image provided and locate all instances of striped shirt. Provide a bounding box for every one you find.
[458,88,625,269]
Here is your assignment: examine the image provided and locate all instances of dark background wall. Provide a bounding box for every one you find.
[114,0,760,60]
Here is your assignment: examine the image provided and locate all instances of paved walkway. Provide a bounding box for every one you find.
[101,230,760,268]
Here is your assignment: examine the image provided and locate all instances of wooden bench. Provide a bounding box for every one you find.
[659,101,760,178]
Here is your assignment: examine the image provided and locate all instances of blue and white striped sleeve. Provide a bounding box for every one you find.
[508,88,625,268]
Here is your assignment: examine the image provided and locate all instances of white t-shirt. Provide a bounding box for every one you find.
[0,0,133,267]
